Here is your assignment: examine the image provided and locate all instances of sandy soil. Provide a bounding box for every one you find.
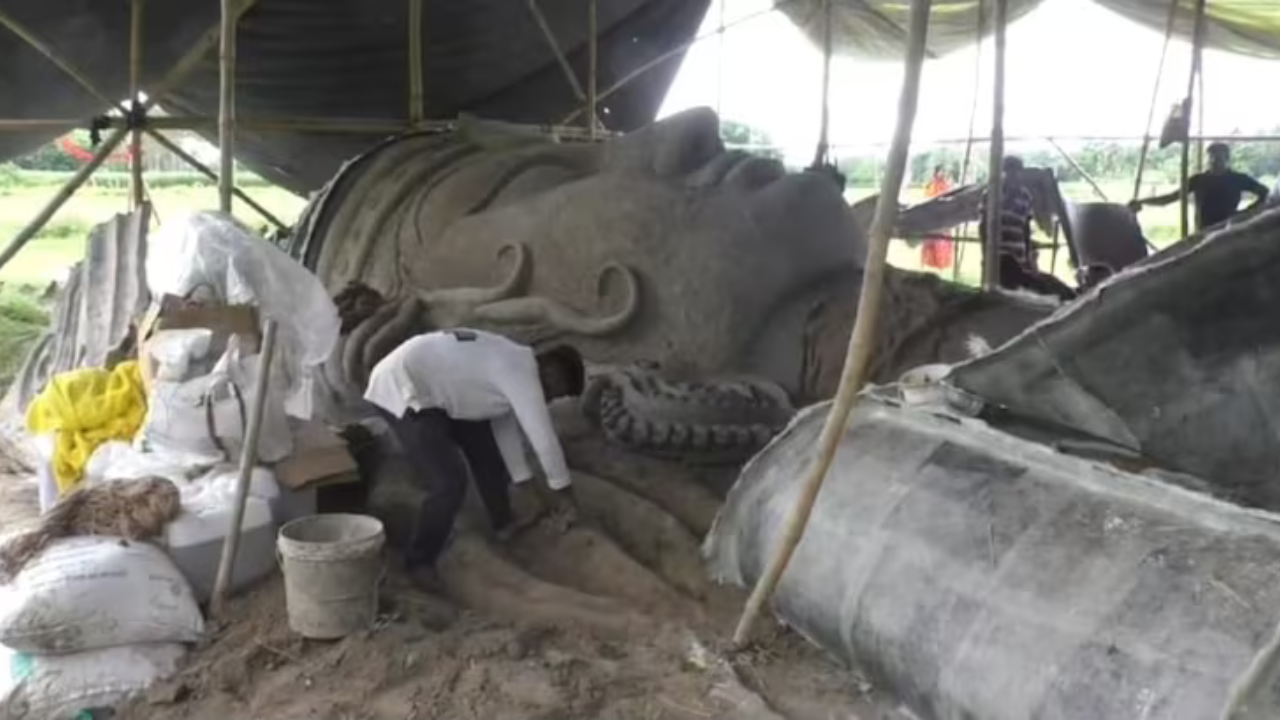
[0,433,912,720]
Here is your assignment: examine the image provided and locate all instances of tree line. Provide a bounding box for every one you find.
[722,119,1280,189]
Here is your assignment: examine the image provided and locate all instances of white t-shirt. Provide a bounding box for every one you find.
[364,329,571,490]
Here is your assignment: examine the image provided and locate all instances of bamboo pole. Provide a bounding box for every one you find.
[0,127,128,273]
[1181,0,1208,238]
[811,0,834,168]
[982,0,1008,290]
[1196,58,1205,173]
[145,129,289,232]
[129,0,146,211]
[731,0,934,650]
[560,0,792,125]
[209,320,278,618]
[1047,138,1108,202]
[219,0,237,213]
[1133,0,1179,201]
[0,8,123,112]
[954,0,985,283]
[587,0,599,137]
[408,0,424,125]
[528,0,587,102]
[143,0,261,112]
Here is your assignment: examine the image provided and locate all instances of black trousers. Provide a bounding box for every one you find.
[999,253,1077,302]
[379,408,514,568]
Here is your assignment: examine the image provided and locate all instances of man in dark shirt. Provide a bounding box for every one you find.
[979,156,1076,301]
[1129,142,1269,232]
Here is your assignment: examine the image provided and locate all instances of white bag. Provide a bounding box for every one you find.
[0,643,185,720]
[141,347,292,464]
[0,537,203,654]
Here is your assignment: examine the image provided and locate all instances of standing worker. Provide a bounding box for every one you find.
[921,164,955,270]
[1129,142,1269,233]
[364,328,585,588]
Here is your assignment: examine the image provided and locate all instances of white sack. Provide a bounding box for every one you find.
[0,643,186,720]
[0,537,203,654]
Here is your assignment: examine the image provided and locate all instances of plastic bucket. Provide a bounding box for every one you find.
[277,513,385,639]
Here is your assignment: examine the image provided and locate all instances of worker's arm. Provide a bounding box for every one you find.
[1130,188,1184,209]
[1243,175,1270,211]
[491,413,534,484]
[499,359,572,492]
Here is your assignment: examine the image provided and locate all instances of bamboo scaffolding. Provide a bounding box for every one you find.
[129,0,146,210]
[1047,137,1108,202]
[145,129,288,232]
[1133,0,1179,201]
[731,0,935,650]
[408,0,424,125]
[210,0,280,619]
[560,0,793,125]
[144,0,261,111]
[1181,0,1208,238]
[0,127,129,273]
[218,0,237,212]
[528,0,587,102]
[983,0,1008,290]
[587,0,599,137]
[811,0,834,168]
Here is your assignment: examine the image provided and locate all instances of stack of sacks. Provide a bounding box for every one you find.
[0,480,203,719]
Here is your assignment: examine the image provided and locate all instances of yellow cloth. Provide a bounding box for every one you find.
[26,361,147,495]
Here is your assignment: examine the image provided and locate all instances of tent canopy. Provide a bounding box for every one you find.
[781,0,1280,60]
[0,0,709,193]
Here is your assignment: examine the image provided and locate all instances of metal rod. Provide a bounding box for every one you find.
[408,0,424,125]
[1133,0,1179,201]
[1181,0,1208,238]
[561,0,792,125]
[983,0,1008,290]
[587,0,599,137]
[0,127,128,273]
[143,0,261,112]
[1047,137,1108,201]
[209,319,279,618]
[811,0,834,168]
[219,0,237,213]
[145,129,289,232]
[129,0,146,210]
[528,0,587,102]
[731,0,935,651]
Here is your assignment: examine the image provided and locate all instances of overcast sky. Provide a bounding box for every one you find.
[659,0,1280,164]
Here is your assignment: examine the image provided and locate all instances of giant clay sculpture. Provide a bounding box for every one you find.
[294,107,1053,414]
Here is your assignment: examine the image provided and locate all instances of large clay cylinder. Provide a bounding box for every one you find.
[1065,201,1148,272]
[707,398,1280,720]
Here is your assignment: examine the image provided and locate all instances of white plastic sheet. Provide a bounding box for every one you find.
[147,211,339,418]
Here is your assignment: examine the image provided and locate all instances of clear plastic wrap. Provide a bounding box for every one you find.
[146,211,339,418]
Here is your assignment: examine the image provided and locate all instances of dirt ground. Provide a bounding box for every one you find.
[0,432,913,720]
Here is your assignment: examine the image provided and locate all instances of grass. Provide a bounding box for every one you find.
[0,291,50,393]
[0,181,306,286]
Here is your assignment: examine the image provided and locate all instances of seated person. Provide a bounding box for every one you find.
[979,156,1076,302]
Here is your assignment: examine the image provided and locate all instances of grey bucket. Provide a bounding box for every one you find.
[277,513,386,639]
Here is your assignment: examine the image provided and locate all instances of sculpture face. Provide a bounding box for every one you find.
[298,108,1048,404]
[302,108,865,389]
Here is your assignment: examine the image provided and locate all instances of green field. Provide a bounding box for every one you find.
[0,176,306,287]
[0,174,1202,290]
